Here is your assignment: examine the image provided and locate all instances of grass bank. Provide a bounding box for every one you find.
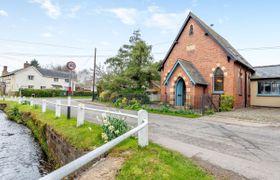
[1,101,212,179]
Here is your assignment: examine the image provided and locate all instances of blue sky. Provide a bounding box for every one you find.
[0,0,280,71]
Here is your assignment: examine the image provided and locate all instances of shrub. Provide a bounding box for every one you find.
[21,88,65,97]
[128,98,142,110]
[109,92,119,101]
[20,88,93,97]
[118,93,150,104]
[6,105,21,122]
[73,91,93,96]
[100,114,129,142]
[204,108,215,115]
[99,91,111,102]
[220,95,234,112]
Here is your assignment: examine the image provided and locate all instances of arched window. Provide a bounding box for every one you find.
[189,25,194,35]
[213,67,224,93]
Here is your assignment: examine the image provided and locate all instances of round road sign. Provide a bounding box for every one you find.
[66,61,76,71]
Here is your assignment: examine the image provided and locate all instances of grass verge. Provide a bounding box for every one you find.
[1,101,212,179]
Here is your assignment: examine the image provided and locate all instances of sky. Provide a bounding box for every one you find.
[0,0,280,72]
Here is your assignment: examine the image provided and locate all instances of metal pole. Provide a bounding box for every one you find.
[92,48,97,102]
[67,71,72,119]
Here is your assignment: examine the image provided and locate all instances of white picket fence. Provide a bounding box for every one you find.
[1,96,149,180]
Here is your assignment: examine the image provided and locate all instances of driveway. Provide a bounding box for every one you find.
[34,98,280,180]
[202,107,280,126]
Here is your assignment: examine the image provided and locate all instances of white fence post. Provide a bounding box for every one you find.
[137,110,148,147]
[18,97,22,104]
[77,103,85,127]
[42,99,46,113]
[30,98,34,106]
[55,100,61,118]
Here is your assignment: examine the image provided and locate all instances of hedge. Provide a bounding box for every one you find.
[20,88,94,97]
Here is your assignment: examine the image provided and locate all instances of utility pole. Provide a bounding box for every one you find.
[92,48,97,102]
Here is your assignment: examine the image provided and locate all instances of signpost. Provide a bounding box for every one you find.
[66,61,76,119]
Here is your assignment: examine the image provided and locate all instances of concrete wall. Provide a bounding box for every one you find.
[250,81,280,107]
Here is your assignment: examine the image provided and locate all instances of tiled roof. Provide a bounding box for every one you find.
[159,12,254,71]
[164,59,208,86]
[251,64,280,79]
[1,66,71,79]
[37,68,71,79]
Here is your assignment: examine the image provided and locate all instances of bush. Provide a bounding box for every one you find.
[118,93,150,104]
[109,92,119,101]
[21,88,65,97]
[220,95,234,112]
[20,88,94,97]
[73,91,93,96]
[6,105,21,122]
[128,98,142,110]
[99,91,111,102]
[100,114,129,143]
[204,108,215,115]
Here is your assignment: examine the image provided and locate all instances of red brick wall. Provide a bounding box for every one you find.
[160,17,251,108]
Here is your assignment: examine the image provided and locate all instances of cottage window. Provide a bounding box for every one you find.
[40,86,46,89]
[54,78,59,82]
[213,67,224,93]
[258,81,280,96]
[189,25,194,35]
[28,75,34,80]
[65,79,69,83]
[28,85,34,89]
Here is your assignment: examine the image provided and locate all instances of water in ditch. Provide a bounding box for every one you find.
[0,111,50,180]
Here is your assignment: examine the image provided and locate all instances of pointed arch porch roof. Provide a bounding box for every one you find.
[164,59,208,86]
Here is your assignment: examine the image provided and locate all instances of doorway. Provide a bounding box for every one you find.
[175,78,186,106]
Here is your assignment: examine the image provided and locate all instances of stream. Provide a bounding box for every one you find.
[0,111,50,180]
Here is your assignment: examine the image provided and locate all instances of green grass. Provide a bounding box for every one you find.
[112,139,213,180]
[3,101,103,150]
[146,108,201,118]
[1,101,213,179]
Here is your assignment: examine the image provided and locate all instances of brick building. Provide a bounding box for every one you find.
[159,12,255,109]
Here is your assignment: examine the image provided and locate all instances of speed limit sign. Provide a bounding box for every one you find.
[66,61,76,71]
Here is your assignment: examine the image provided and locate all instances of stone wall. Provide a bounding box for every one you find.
[44,125,85,166]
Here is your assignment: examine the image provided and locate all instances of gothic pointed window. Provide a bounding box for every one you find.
[213,67,224,93]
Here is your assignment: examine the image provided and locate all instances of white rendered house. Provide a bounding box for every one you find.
[0,62,76,95]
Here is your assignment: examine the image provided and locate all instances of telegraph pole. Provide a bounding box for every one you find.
[92,48,97,102]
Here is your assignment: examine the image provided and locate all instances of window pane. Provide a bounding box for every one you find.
[264,82,271,94]
[258,82,263,94]
[214,77,223,91]
[213,67,224,92]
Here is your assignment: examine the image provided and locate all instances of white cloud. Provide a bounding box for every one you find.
[68,5,81,18]
[106,8,138,25]
[41,32,53,38]
[32,0,61,19]
[145,9,190,31]
[0,10,8,17]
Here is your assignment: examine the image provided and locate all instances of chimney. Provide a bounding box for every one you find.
[24,61,30,68]
[2,66,8,76]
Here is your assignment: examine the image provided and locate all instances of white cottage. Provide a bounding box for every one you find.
[0,62,75,95]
